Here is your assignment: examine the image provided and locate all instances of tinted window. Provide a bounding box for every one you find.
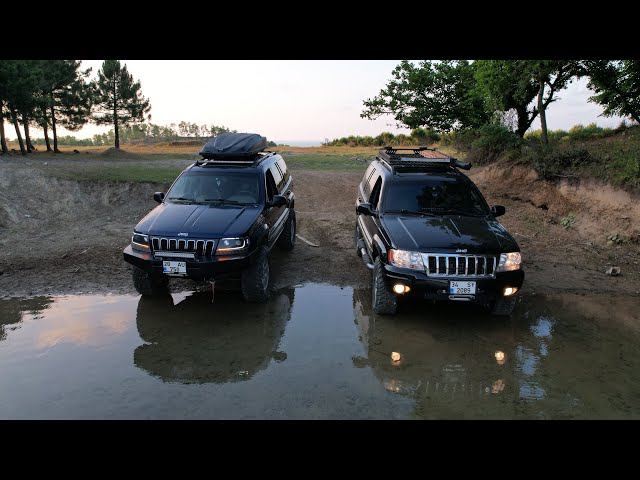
[277,159,290,187]
[369,176,382,208]
[265,170,278,201]
[167,171,260,204]
[383,179,490,215]
[269,165,283,192]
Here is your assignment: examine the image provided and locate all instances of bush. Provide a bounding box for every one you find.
[465,124,522,164]
[531,147,594,179]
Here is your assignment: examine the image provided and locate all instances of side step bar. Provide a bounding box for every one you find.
[357,239,374,270]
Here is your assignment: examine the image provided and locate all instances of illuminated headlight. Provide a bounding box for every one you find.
[389,249,424,270]
[497,252,522,272]
[216,237,249,255]
[131,232,150,252]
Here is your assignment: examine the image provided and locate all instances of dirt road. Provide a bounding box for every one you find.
[1,156,639,298]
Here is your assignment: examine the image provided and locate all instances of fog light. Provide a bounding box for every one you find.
[393,284,406,294]
[503,287,518,296]
[391,352,402,365]
[495,351,506,365]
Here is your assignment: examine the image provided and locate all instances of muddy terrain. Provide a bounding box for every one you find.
[1,156,639,298]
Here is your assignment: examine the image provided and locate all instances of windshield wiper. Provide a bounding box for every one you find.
[168,196,197,203]
[438,209,484,217]
[386,209,436,217]
[203,198,246,206]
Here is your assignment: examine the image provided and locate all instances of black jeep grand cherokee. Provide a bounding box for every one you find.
[123,133,295,302]
[355,147,524,316]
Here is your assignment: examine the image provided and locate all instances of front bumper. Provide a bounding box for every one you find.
[123,244,257,281]
[382,263,525,304]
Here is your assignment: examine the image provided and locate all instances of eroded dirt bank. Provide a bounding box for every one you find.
[1,158,639,297]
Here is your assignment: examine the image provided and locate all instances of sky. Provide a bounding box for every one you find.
[2,60,626,146]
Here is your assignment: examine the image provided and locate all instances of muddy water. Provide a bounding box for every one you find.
[0,285,639,419]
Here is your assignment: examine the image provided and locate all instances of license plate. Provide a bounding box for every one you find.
[449,280,476,294]
[163,261,186,274]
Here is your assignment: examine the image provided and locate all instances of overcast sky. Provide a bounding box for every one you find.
[3,60,626,146]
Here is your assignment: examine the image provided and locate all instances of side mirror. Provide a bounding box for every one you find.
[269,194,287,208]
[356,203,375,216]
[491,205,506,217]
[153,192,165,203]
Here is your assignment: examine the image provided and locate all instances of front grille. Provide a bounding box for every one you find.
[422,254,496,278]
[151,237,217,256]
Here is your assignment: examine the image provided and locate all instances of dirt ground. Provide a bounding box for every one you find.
[1,155,639,298]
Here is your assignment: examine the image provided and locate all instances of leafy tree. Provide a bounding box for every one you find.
[475,60,577,139]
[584,60,640,124]
[361,60,490,133]
[475,60,539,137]
[92,60,151,148]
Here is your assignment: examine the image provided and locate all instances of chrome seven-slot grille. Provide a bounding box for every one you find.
[422,254,496,278]
[151,237,216,257]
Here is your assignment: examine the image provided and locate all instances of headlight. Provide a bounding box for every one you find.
[497,252,521,272]
[216,237,249,255]
[131,232,150,252]
[389,249,424,270]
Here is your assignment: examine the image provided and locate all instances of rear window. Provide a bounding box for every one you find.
[382,179,490,215]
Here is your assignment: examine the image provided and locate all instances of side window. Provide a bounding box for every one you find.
[265,170,278,201]
[277,159,290,188]
[362,166,376,197]
[369,176,382,208]
[269,165,283,193]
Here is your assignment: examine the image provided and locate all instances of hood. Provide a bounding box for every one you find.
[381,214,519,253]
[135,203,262,238]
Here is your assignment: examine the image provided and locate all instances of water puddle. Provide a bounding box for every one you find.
[1,286,639,419]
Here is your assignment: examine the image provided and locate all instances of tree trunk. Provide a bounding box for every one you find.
[114,104,119,149]
[23,117,35,152]
[538,79,548,144]
[515,105,530,138]
[40,105,52,151]
[10,107,26,155]
[50,103,60,153]
[0,101,8,154]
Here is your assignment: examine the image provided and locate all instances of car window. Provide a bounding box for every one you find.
[383,179,490,215]
[369,176,382,208]
[276,159,290,188]
[269,165,283,193]
[166,172,260,204]
[265,170,278,201]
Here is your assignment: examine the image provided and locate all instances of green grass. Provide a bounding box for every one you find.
[46,164,184,184]
[281,154,369,171]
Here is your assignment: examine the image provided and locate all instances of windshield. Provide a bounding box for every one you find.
[166,172,261,205]
[383,179,490,216]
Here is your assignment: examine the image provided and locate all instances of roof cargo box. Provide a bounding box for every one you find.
[199,133,268,159]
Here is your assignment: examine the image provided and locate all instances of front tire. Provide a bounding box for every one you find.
[132,265,169,297]
[372,256,398,315]
[487,296,517,316]
[241,245,271,302]
[277,210,296,251]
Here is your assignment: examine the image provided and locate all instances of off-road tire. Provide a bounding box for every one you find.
[241,246,270,303]
[487,296,517,316]
[132,266,169,297]
[277,210,296,251]
[355,223,362,257]
[372,256,398,315]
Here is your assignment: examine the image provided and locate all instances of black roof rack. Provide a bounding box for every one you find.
[194,151,275,167]
[378,146,471,173]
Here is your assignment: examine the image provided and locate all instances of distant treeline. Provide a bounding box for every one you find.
[323,128,441,147]
[29,122,238,146]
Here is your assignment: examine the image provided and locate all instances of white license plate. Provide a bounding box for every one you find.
[163,261,186,274]
[449,280,476,294]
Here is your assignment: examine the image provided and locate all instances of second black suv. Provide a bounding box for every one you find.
[355,147,524,316]
[123,133,296,302]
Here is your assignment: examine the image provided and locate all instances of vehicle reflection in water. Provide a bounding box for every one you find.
[134,289,294,384]
[352,288,640,419]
